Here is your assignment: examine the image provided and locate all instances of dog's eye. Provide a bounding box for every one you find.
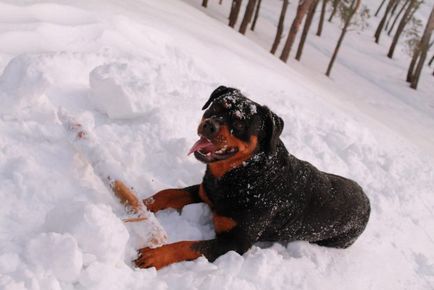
[233,120,245,131]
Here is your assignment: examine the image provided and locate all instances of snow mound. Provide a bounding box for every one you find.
[0,55,49,115]
[25,232,83,283]
[44,202,129,264]
[89,62,156,119]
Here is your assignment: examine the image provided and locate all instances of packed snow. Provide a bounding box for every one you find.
[0,0,433,290]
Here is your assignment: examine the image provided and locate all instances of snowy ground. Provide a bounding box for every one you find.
[0,0,433,289]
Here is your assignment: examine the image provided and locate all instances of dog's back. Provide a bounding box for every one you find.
[259,141,370,248]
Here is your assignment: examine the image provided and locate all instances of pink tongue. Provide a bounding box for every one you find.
[188,137,214,155]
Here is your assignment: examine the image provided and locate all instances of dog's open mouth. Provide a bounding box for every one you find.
[188,136,238,163]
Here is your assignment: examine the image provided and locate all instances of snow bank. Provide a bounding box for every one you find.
[0,0,433,289]
[44,202,129,264]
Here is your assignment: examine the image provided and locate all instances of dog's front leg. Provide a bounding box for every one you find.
[135,210,273,269]
[143,184,202,212]
[134,234,252,269]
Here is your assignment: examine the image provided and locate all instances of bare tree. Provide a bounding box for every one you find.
[326,0,361,76]
[296,0,320,60]
[375,0,387,16]
[387,0,410,36]
[220,0,223,4]
[385,0,401,31]
[202,0,209,7]
[271,0,290,54]
[374,0,398,43]
[328,0,340,22]
[239,0,257,34]
[229,0,243,28]
[280,0,316,62]
[387,0,417,58]
[410,5,434,89]
[251,0,262,31]
[317,0,329,36]
[429,54,434,66]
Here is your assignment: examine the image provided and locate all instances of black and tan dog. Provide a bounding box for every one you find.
[134,86,370,269]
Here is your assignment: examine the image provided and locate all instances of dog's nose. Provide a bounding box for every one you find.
[199,118,220,139]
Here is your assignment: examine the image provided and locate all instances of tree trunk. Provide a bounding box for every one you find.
[326,0,361,76]
[317,0,328,36]
[220,0,223,4]
[407,5,431,82]
[410,5,434,89]
[239,0,257,34]
[280,0,316,62]
[202,0,209,8]
[296,0,320,60]
[429,54,434,66]
[251,0,262,31]
[387,0,410,36]
[375,0,387,17]
[271,0,290,54]
[385,0,401,31]
[407,47,420,82]
[387,0,415,58]
[229,0,243,28]
[374,0,398,44]
[328,0,340,22]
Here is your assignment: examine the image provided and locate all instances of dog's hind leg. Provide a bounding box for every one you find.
[313,226,365,249]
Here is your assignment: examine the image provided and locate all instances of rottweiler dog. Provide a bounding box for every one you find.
[134,86,370,269]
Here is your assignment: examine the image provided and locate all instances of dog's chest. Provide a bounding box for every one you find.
[203,157,287,212]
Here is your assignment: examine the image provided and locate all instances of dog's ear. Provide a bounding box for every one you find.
[202,86,237,110]
[262,106,284,154]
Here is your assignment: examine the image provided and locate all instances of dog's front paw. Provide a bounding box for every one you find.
[143,197,161,213]
[134,246,172,270]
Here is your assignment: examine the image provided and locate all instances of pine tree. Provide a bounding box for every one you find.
[280,0,316,62]
[271,0,290,54]
[374,0,398,43]
[375,0,387,16]
[387,0,417,58]
[317,0,329,36]
[239,0,257,34]
[229,0,243,28]
[410,5,434,89]
[251,0,262,31]
[326,0,361,76]
[387,0,410,36]
[296,0,320,60]
[328,0,341,22]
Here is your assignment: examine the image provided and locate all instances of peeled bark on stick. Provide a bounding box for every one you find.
[374,0,398,44]
[251,0,262,30]
[387,0,415,58]
[229,0,243,27]
[317,0,328,36]
[387,0,410,36]
[410,5,434,89]
[296,0,320,60]
[280,0,316,62]
[271,0,289,54]
[375,0,387,16]
[239,0,257,34]
[328,0,340,22]
[326,0,361,76]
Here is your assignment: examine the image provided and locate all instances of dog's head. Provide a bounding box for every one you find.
[189,86,284,167]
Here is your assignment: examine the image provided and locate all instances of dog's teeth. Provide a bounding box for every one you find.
[207,152,211,156]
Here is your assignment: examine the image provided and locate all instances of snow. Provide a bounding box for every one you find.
[0,0,433,289]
